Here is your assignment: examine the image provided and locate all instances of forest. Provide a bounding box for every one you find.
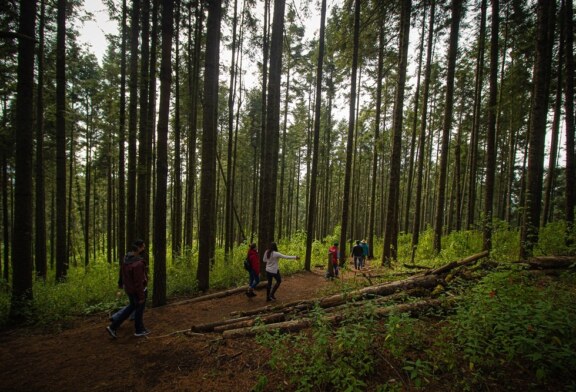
[0,0,576,390]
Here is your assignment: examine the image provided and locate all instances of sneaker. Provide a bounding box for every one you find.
[134,329,150,337]
[106,326,117,339]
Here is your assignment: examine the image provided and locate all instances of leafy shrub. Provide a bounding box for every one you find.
[444,270,576,386]
[257,305,377,391]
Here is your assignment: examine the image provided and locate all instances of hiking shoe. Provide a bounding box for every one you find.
[134,329,150,337]
[106,326,117,339]
[246,291,256,297]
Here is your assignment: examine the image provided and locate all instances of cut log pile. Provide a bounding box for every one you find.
[187,252,574,339]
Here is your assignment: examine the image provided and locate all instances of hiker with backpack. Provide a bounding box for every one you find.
[245,243,260,297]
[106,239,150,339]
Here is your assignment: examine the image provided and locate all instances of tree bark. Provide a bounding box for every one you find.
[136,0,151,244]
[198,0,222,291]
[11,0,37,320]
[466,0,487,230]
[257,0,286,264]
[35,0,47,280]
[412,0,435,248]
[434,0,462,253]
[172,0,183,257]
[520,0,555,259]
[126,0,141,246]
[483,0,499,251]
[305,0,327,272]
[383,0,411,264]
[184,2,202,249]
[563,0,575,233]
[339,0,361,266]
[55,0,67,281]
[117,0,128,261]
[153,0,174,307]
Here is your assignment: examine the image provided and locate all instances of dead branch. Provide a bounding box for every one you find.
[169,282,267,307]
[222,299,444,339]
[425,251,489,276]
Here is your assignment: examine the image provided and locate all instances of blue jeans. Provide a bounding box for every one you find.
[248,269,260,289]
[109,289,147,333]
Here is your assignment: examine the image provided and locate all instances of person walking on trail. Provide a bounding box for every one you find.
[351,240,364,270]
[361,239,369,263]
[327,241,339,278]
[106,239,149,338]
[264,242,299,302]
[246,243,260,297]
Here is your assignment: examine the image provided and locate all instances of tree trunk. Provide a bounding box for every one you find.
[339,0,361,266]
[11,0,37,320]
[305,0,327,272]
[520,0,555,259]
[404,6,426,234]
[2,153,10,281]
[117,0,128,261]
[434,0,462,253]
[368,19,386,260]
[257,0,285,264]
[197,0,222,291]
[563,0,575,233]
[55,0,67,281]
[383,0,411,264]
[225,0,239,257]
[35,0,47,280]
[146,0,159,255]
[542,9,563,227]
[153,0,174,307]
[184,2,202,249]
[466,0,487,230]
[483,0,499,251]
[172,0,182,257]
[257,0,270,268]
[412,0,435,248]
[136,0,151,243]
[126,0,141,246]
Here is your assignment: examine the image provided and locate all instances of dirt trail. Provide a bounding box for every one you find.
[0,269,344,392]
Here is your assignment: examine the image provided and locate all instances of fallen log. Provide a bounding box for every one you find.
[213,312,286,333]
[319,274,439,308]
[523,256,576,269]
[223,298,443,339]
[192,315,254,333]
[425,251,489,276]
[170,282,267,307]
[403,263,431,270]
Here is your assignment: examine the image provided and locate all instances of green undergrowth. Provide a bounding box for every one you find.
[0,220,574,334]
[254,267,576,391]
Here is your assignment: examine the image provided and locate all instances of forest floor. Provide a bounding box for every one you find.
[0,267,361,392]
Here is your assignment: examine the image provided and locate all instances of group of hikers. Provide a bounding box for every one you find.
[327,239,370,278]
[106,238,368,339]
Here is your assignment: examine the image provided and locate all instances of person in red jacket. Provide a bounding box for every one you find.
[246,243,260,297]
[106,239,149,338]
[328,241,339,278]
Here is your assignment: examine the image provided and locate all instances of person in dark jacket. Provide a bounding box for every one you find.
[246,243,260,297]
[106,239,149,338]
[351,240,364,270]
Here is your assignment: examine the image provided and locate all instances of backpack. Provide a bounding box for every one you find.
[243,257,251,271]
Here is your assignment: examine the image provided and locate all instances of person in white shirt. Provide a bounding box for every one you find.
[264,242,299,302]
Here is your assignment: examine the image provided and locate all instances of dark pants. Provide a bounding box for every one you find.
[109,289,147,333]
[248,269,260,289]
[266,270,282,299]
